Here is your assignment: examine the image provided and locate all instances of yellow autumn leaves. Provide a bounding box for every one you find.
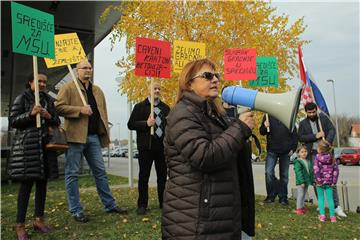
[101,1,308,106]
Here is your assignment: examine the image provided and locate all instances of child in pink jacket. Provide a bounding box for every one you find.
[313,140,339,222]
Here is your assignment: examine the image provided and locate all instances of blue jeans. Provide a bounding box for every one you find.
[65,135,116,215]
[265,152,290,200]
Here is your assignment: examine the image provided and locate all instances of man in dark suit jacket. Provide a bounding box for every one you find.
[298,102,346,217]
[128,81,170,215]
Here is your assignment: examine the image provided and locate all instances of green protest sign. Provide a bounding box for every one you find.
[11,2,55,58]
[249,57,278,87]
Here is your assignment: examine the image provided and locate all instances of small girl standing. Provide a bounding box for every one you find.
[293,145,314,215]
[313,140,339,222]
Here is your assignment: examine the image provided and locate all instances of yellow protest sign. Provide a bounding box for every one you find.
[44,33,86,68]
[173,40,206,73]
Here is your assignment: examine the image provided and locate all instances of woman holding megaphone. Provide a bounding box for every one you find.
[161,59,255,240]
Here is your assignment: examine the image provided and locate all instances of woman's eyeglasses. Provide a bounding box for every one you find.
[191,72,221,81]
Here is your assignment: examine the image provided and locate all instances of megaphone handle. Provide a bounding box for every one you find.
[265,113,270,133]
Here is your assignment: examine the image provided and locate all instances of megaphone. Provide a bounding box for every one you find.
[222,86,302,131]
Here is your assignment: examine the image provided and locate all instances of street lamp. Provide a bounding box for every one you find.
[327,79,340,147]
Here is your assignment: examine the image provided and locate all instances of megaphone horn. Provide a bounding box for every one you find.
[222,86,302,131]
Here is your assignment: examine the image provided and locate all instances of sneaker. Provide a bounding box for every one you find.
[263,196,275,203]
[335,206,347,217]
[301,207,309,213]
[295,209,305,215]
[73,212,89,223]
[136,207,147,215]
[330,216,337,222]
[319,215,326,222]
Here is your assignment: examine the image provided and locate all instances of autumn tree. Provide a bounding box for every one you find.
[101,1,308,157]
[332,115,360,147]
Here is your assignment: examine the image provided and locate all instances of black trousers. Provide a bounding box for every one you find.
[137,148,167,208]
[16,179,47,223]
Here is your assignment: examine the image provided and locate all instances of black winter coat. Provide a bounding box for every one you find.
[128,98,170,151]
[9,89,60,180]
[162,91,255,240]
[259,115,298,154]
[298,113,336,154]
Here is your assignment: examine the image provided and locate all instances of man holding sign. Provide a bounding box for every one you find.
[259,115,298,206]
[128,81,170,215]
[56,60,127,223]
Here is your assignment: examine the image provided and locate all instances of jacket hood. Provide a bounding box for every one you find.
[316,153,333,165]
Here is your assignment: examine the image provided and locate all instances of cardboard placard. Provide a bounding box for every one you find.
[44,33,86,68]
[224,48,257,80]
[135,37,171,78]
[11,2,55,58]
[173,40,206,73]
[249,57,279,87]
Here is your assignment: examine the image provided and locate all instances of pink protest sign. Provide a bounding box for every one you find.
[224,48,257,80]
[135,37,171,78]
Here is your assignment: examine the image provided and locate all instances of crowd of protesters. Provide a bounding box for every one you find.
[8,59,344,240]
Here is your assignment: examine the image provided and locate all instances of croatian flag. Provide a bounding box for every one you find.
[298,46,330,116]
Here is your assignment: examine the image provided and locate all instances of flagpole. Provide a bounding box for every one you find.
[299,46,325,141]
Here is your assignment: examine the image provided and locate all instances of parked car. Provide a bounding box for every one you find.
[102,149,110,157]
[111,148,128,157]
[124,149,139,159]
[336,147,360,165]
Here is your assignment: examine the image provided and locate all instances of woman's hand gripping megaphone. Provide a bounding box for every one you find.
[239,111,255,130]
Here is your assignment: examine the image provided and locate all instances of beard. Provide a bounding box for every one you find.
[309,115,318,121]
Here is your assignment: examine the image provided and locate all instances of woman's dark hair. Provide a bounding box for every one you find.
[25,72,48,88]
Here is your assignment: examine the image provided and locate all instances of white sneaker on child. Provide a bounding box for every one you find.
[335,206,347,217]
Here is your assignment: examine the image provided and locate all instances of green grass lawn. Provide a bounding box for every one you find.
[1,175,359,240]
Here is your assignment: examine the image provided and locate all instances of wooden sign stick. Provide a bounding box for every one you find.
[67,64,87,106]
[150,77,154,135]
[33,56,41,128]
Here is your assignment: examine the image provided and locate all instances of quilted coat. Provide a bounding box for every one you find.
[313,153,339,186]
[8,89,60,180]
[162,91,255,240]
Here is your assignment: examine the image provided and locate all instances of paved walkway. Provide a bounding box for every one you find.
[104,157,360,212]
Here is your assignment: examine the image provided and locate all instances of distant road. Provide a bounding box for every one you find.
[105,157,360,212]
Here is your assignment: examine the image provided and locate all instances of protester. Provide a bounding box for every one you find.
[293,145,314,215]
[9,72,60,240]
[259,115,297,206]
[56,60,127,223]
[128,81,170,215]
[161,59,255,240]
[313,140,339,222]
[298,102,346,217]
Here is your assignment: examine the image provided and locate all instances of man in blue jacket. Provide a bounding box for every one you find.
[298,102,347,217]
[260,115,298,206]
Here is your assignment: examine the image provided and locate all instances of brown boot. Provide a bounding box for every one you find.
[15,223,29,240]
[32,217,52,233]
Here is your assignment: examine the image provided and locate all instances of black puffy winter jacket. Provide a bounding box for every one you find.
[9,89,60,180]
[162,91,255,240]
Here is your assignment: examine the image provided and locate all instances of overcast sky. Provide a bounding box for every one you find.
[94,1,359,141]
